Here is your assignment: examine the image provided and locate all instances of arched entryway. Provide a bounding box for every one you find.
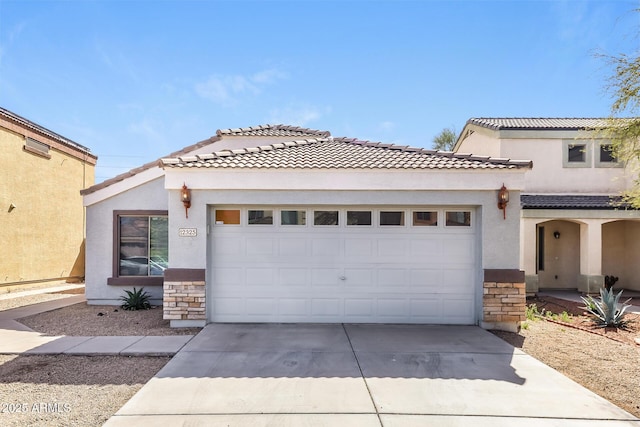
[536,220,581,289]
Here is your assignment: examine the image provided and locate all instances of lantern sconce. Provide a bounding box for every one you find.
[553,231,561,240]
[497,184,509,219]
[181,183,191,218]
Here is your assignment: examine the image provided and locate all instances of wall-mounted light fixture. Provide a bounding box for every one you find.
[8,203,16,213]
[497,184,509,219]
[553,231,560,239]
[181,183,191,218]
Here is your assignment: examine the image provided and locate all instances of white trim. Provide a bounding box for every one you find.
[165,169,527,191]
[84,168,165,206]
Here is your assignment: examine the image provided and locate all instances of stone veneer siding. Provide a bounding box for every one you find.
[163,269,206,321]
[483,281,526,323]
[482,269,526,327]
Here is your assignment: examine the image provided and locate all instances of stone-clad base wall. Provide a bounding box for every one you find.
[163,280,206,320]
[163,269,206,327]
[483,281,526,323]
[481,269,526,333]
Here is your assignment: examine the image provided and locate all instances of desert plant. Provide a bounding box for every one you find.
[120,287,151,311]
[558,311,572,323]
[581,288,632,328]
[525,304,540,320]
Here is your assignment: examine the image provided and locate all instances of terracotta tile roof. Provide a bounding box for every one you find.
[216,124,330,138]
[161,137,532,170]
[80,134,221,195]
[0,106,95,156]
[521,194,632,209]
[81,124,331,196]
[467,118,609,131]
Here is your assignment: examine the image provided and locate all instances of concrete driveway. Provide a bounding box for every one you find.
[105,324,639,426]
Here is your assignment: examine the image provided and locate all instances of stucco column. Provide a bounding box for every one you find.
[579,220,603,293]
[521,218,539,293]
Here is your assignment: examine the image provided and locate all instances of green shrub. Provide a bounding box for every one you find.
[120,287,151,311]
[558,311,571,323]
[525,304,540,320]
[581,288,632,328]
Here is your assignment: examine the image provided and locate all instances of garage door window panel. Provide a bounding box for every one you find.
[281,210,306,225]
[314,210,339,226]
[413,211,438,226]
[215,209,240,225]
[380,211,405,226]
[347,211,372,226]
[445,211,471,227]
[248,210,273,225]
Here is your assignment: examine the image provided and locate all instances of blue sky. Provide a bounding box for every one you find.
[1,0,638,182]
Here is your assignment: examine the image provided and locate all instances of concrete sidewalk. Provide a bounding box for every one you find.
[0,295,194,356]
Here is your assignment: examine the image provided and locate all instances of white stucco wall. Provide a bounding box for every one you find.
[85,178,168,304]
[164,168,525,272]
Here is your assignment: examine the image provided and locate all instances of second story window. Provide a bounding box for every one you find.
[567,144,586,163]
[599,144,615,163]
[563,140,591,168]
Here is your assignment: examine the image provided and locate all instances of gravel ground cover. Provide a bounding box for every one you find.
[0,354,169,427]
[19,303,202,336]
[491,295,640,418]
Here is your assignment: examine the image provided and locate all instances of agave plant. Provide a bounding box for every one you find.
[581,287,632,328]
[120,287,151,311]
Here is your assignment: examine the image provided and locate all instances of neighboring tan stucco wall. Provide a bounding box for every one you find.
[456,130,501,158]
[602,220,640,291]
[537,220,580,289]
[459,128,632,194]
[500,138,628,194]
[0,124,94,285]
[85,178,167,304]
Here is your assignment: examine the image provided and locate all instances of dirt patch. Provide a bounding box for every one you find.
[0,354,169,427]
[18,303,202,336]
[491,295,640,418]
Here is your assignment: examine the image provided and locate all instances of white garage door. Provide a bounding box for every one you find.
[208,207,478,324]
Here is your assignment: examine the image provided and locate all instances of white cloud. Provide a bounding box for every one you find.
[252,68,289,84]
[0,21,27,65]
[377,121,395,132]
[95,43,139,81]
[267,104,331,126]
[128,117,163,141]
[195,68,287,106]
